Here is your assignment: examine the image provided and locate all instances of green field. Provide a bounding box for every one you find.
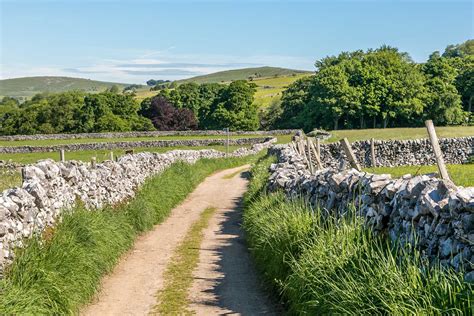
[365,164,474,187]
[253,73,311,107]
[0,134,271,147]
[0,76,129,99]
[327,126,474,143]
[0,134,292,165]
[176,66,310,85]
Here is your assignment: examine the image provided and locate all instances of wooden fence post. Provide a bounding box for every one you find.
[109,151,114,161]
[21,168,26,182]
[91,157,97,169]
[60,149,65,162]
[309,138,324,170]
[316,138,321,158]
[306,138,314,173]
[425,120,450,181]
[340,138,362,171]
[370,138,376,168]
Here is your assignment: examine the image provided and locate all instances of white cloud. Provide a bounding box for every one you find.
[0,51,314,84]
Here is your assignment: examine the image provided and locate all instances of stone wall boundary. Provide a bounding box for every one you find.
[0,137,273,154]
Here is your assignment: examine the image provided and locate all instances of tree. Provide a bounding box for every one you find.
[140,96,197,130]
[275,76,313,129]
[107,85,120,94]
[442,39,474,58]
[206,81,259,131]
[422,52,466,125]
[146,79,157,87]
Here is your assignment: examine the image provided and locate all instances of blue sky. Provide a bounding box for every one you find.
[0,0,472,83]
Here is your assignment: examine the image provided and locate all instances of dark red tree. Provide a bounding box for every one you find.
[140,96,197,130]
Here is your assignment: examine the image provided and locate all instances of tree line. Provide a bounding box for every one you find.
[0,40,471,135]
[266,40,473,131]
[0,80,259,135]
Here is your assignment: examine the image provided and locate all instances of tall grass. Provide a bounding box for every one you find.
[243,156,473,315]
[0,154,261,314]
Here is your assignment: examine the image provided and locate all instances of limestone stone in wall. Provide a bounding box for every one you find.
[0,138,276,277]
[268,144,474,281]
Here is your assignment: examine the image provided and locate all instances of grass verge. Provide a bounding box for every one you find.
[0,154,262,314]
[243,155,472,315]
[153,207,217,315]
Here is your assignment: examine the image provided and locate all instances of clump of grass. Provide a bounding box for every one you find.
[0,154,262,314]
[243,156,472,315]
[0,169,21,191]
[222,166,248,179]
[154,207,217,315]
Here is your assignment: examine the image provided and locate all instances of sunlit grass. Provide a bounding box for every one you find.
[0,135,291,164]
[0,169,21,191]
[327,126,474,143]
[153,207,217,315]
[365,163,474,187]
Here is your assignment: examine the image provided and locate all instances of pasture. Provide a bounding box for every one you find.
[326,126,474,143]
[252,73,310,107]
[365,164,474,187]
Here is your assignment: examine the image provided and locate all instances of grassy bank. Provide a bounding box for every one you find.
[365,163,474,187]
[243,156,472,315]
[0,154,262,314]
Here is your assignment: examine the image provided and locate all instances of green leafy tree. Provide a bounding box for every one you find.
[422,52,466,125]
[206,81,259,130]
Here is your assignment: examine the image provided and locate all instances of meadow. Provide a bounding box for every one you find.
[252,73,310,107]
[0,134,268,147]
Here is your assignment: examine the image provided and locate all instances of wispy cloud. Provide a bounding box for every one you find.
[0,51,314,84]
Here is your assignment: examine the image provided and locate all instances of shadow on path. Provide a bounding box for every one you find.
[191,172,283,315]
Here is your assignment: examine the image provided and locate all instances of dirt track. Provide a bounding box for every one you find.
[82,165,279,315]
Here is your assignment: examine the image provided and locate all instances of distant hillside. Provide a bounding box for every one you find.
[0,76,129,99]
[177,66,311,84]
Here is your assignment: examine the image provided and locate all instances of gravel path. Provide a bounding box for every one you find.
[188,169,280,315]
[81,165,279,315]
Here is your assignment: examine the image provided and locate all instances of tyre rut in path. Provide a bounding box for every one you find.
[82,165,279,316]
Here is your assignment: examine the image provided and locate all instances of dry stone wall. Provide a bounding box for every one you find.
[268,144,474,282]
[0,137,273,154]
[0,138,276,277]
[318,137,474,168]
[321,136,474,168]
[0,129,299,141]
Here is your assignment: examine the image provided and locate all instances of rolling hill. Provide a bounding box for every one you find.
[176,66,311,84]
[0,76,129,99]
